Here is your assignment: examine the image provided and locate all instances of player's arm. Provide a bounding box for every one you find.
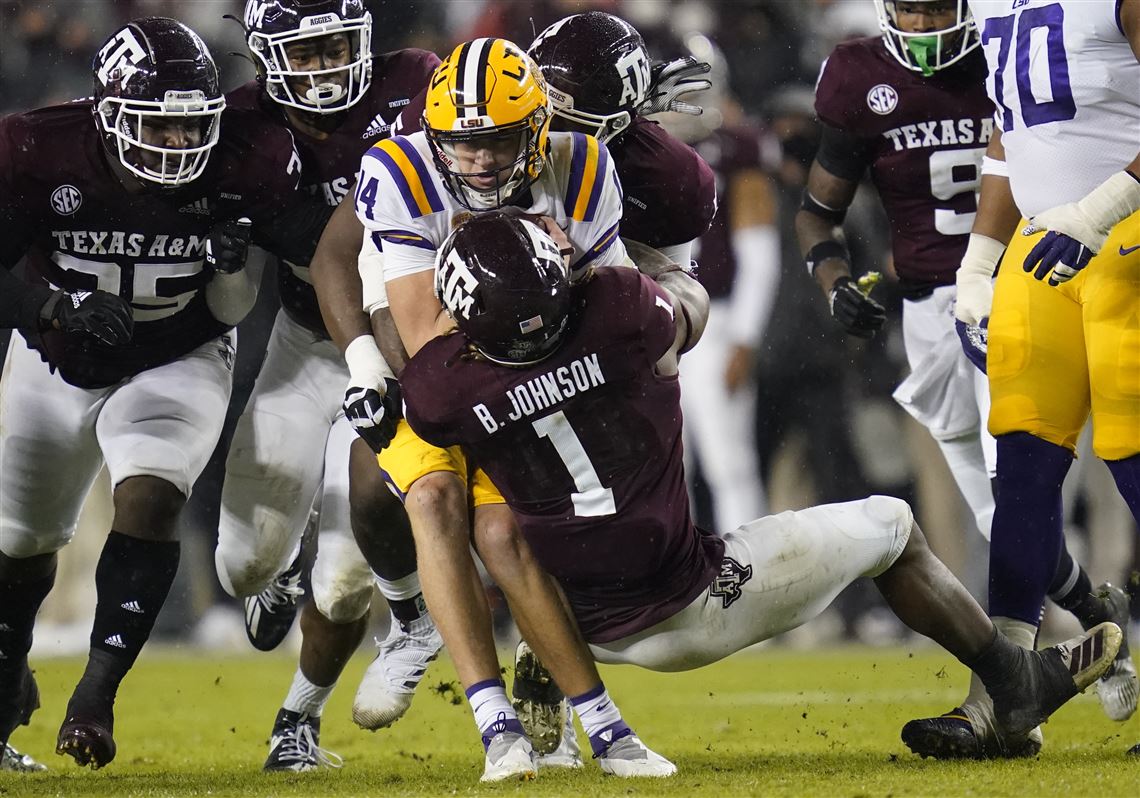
[724,167,780,391]
[955,128,1018,323]
[794,127,884,339]
[624,239,709,377]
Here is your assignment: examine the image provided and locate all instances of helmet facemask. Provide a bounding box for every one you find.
[97,90,224,187]
[426,106,551,211]
[874,0,979,76]
[544,84,632,144]
[247,12,372,113]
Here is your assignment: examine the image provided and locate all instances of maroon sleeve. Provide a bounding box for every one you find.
[813,49,857,131]
[388,48,440,137]
[592,267,676,366]
[401,338,466,448]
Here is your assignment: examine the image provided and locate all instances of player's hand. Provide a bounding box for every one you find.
[1020,201,1100,285]
[640,57,712,116]
[829,276,885,339]
[42,289,133,346]
[343,377,402,454]
[955,317,988,374]
[954,269,993,324]
[205,217,253,274]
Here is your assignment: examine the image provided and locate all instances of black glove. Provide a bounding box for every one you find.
[344,377,403,454]
[829,276,886,339]
[41,289,133,346]
[639,56,713,116]
[205,217,252,274]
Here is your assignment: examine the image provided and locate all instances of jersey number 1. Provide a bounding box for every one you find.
[532,411,616,517]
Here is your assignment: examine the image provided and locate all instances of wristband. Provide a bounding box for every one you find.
[804,240,851,277]
[981,156,1009,178]
[345,334,395,388]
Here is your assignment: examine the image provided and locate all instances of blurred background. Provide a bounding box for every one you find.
[1,0,1135,655]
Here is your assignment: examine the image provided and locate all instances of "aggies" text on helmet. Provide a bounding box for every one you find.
[436,212,571,365]
[243,0,373,113]
[422,38,552,211]
[528,12,652,144]
[93,17,225,187]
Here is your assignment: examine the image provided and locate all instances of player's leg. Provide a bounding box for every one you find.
[376,423,534,782]
[349,435,442,731]
[0,335,106,769]
[263,418,368,772]
[678,305,766,529]
[1082,225,1140,724]
[215,311,338,650]
[472,494,673,777]
[57,334,234,769]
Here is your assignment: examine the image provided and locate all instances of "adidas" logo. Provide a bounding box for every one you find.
[178,197,211,215]
[104,634,127,649]
[361,113,390,140]
[121,600,144,614]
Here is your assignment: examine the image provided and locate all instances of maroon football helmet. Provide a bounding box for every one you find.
[92,17,225,187]
[435,212,572,365]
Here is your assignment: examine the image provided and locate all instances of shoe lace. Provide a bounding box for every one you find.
[260,571,305,610]
[372,616,441,688]
[276,719,343,769]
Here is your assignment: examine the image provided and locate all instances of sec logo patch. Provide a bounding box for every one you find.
[50,185,83,215]
[866,84,898,115]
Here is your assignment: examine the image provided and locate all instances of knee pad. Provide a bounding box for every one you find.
[0,521,72,559]
[313,581,372,624]
[861,495,913,573]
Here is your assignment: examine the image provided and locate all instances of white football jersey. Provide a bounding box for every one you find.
[969,0,1140,215]
[354,130,627,280]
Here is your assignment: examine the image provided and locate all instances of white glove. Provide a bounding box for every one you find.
[639,57,713,116]
[954,234,1006,324]
[1021,171,1140,253]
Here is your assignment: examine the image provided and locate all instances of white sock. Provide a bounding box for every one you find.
[465,679,520,742]
[282,668,335,717]
[569,684,624,739]
[374,572,423,602]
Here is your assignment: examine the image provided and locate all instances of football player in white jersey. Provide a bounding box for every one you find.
[909,0,1140,757]
[312,38,672,781]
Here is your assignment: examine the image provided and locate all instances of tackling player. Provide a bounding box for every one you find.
[399,210,1122,772]
[795,0,1135,757]
[213,0,442,770]
[0,17,316,770]
[940,0,1140,757]
[312,37,670,781]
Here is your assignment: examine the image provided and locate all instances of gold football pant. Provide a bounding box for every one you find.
[987,211,1140,461]
[377,419,505,505]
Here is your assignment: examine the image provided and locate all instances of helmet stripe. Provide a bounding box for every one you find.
[456,38,490,119]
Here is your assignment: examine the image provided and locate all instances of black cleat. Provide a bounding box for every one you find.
[244,555,305,652]
[263,708,342,772]
[991,622,1122,738]
[1128,742,1140,756]
[56,711,116,770]
[901,706,1041,760]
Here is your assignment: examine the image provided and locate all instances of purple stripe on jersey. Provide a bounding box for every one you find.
[392,136,444,213]
[583,142,609,222]
[1117,0,1126,36]
[370,231,385,252]
[574,222,620,270]
[565,132,587,214]
[380,229,436,250]
[366,147,422,217]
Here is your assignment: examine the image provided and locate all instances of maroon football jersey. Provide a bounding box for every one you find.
[227,49,439,334]
[688,125,764,299]
[402,267,725,643]
[0,101,301,388]
[815,38,994,290]
[610,117,717,251]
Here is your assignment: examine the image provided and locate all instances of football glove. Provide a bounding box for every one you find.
[205,217,252,275]
[41,289,133,346]
[829,276,885,339]
[344,378,402,454]
[1021,171,1140,285]
[954,233,1005,325]
[639,57,712,116]
[955,317,989,374]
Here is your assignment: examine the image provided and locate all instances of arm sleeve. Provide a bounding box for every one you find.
[0,266,52,331]
[815,123,874,182]
[0,115,36,270]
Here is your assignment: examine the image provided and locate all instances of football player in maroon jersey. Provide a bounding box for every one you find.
[400,211,1121,772]
[795,0,1133,758]
[0,17,326,770]
[215,0,442,770]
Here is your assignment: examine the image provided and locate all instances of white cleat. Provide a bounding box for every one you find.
[1093,582,1138,722]
[353,613,443,730]
[598,734,676,778]
[480,732,537,782]
[1,741,47,772]
[536,709,582,770]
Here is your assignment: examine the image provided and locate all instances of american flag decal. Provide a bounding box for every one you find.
[519,315,544,334]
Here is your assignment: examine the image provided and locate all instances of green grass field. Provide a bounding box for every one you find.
[3,645,1138,797]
